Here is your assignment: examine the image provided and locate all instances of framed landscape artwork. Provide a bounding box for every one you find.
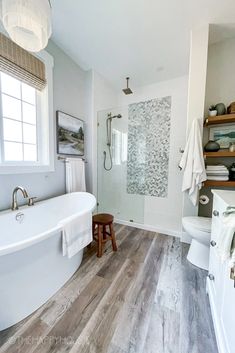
[209,125,235,149]
[57,111,84,156]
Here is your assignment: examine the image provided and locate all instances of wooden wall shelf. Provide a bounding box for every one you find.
[204,151,235,158]
[203,180,235,187]
[204,114,235,126]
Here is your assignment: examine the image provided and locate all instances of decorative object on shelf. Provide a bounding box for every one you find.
[229,143,235,152]
[57,111,85,156]
[208,105,217,117]
[1,0,52,52]
[209,125,235,149]
[215,103,226,116]
[227,102,235,114]
[229,163,235,181]
[204,140,220,152]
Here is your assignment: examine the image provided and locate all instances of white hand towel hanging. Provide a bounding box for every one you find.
[60,211,92,258]
[179,119,206,206]
[66,158,86,193]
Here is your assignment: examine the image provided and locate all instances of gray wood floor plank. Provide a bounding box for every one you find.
[32,275,109,353]
[155,236,182,313]
[143,304,180,353]
[3,319,49,353]
[39,223,133,327]
[69,258,144,353]
[0,227,218,353]
[107,343,127,353]
[111,235,166,353]
[180,247,218,353]
[97,229,155,281]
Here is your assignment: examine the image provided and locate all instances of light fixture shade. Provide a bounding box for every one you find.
[1,0,52,52]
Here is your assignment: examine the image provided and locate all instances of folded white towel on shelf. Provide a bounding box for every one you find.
[206,171,229,175]
[206,176,229,181]
[217,214,235,265]
[206,165,227,170]
[59,211,92,258]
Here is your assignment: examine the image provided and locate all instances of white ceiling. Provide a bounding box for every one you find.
[51,0,235,89]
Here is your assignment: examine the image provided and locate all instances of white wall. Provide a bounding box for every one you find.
[117,76,188,236]
[181,25,209,234]
[204,37,235,114]
[87,71,118,196]
[0,40,89,210]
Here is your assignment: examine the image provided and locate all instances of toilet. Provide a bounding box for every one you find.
[182,216,212,270]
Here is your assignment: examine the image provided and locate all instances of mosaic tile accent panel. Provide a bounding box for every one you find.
[127,96,171,197]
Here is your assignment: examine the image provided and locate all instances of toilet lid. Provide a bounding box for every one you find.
[183,217,212,232]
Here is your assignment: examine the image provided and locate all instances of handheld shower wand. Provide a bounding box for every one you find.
[103,113,122,171]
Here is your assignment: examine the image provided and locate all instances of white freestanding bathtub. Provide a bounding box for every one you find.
[0,192,96,331]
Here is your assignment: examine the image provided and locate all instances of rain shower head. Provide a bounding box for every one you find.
[123,77,133,95]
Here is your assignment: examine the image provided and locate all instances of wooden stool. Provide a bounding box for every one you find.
[92,213,117,257]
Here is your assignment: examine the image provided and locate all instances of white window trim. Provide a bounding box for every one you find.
[0,49,54,174]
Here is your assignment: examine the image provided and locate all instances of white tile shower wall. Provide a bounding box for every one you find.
[0,39,89,210]
[118,76,188,236]
[127,96,171,197]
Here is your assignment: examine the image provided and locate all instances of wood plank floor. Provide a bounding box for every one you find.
[0,225,218,353]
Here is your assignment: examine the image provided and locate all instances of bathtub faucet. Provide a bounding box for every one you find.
[11,186,29,211]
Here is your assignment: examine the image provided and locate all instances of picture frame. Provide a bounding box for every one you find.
[56,111,85,156]
[209,125,235,149]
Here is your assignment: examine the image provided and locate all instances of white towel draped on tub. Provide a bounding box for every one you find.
[217,214,235,266]
[60,211,92,258]
[179,119,207,206]
[66,158,86,193]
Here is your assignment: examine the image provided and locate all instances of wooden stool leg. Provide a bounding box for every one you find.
[92,221,96,238]
[103,225,107,240]
[109,223,117,252]
[97,224,103,258]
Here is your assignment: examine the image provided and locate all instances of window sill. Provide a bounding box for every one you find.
[0,163,55,175]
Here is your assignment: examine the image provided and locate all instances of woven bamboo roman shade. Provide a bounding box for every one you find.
[0,33,46,91]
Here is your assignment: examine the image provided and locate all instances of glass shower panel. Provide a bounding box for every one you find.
[97,107,144,223]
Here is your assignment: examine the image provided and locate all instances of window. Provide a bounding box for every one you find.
[0,50,54,174]
[0,72,38,162]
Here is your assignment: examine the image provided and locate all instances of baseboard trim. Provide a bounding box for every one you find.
[115,219,182,238]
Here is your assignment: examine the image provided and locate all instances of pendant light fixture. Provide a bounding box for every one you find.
[1,0,52,53]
